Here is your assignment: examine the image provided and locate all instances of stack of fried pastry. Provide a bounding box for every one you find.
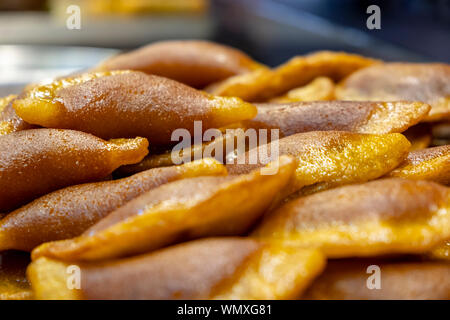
[0,40,449,300]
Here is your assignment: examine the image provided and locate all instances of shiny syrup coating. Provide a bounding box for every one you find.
[80,238,261,299]
[0,95,35,136]
[270,76,335,102]
[28,238,325,300]
[0,158,226,251]
[336,63,450,121]
[253,178,450,258]
[95,40,265,88]
[13,71,256,146]
[31,156,296,261]
[244,101,430,136]
[386,145,450,184]
[0,128,148,211]
[207,51,380,101]
[227,131,410,193]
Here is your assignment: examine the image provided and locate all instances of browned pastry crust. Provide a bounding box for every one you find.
[243,101,430,136]
[253,178,450,258]
[0,129,148,211]
[13,71,256,146]
[303,259,450,300]
[0,159,225,251]
[336,63,450,121]
[95,40,265,88]
[386,145,450,184]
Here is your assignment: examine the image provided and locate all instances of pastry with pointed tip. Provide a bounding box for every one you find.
[336,63,450,121]
[0,95,35,136]
[243,101,430,137]
[94,40,266,88]
[27,238,325,300]
[270,77,335,102]
[0,158,226,252]
[207,51,379,101]
[386,145,450,185]
[32,156,296,261]
[253,178,450,258]
[0,251,32,300]
[302,259,450,300]
[227,131,410,194]
[117,128,252,175]
[12,71,257,146]
[0,128,148,212]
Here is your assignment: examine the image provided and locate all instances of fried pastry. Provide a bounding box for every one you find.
[117,129,248,175]
[0,159,226,251]
[253,178,450,258]
[95,40,265,88]
[0,129,148,212]
[0,95,35,136]
[336,63,450,121]
[28,238,325,300]
[227,131,410,194]
[243,101,430,136]
[207,51,379,101]
[302,259,450,300]
[270,77,335,102]
[12,71,256,145]
[32,156,296,261]
[0,251,32,300]
[386,145,450,184]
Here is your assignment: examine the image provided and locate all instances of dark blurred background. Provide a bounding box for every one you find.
[0,0,449,94]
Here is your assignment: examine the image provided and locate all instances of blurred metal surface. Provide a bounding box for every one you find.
[0,12,212,48]
[0,45,119,96]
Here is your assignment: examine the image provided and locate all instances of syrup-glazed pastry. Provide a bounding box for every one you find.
[12,71,257,146]
[0,128,148,211]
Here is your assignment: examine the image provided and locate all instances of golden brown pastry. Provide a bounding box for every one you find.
[0,128,148,212]
[0,159,226,251]
[336,63,450,121]
[0,251,32,300]
[227,131,410,194]
[32,156,296,261]
[302,259,450,300]
[386,145,450,184]
[253,178,450,258]
[28,238,325,300]
[243,101,430,136]
[269,77,335,102]
[0,95,35,136]
[207,51,379,101]
[117,129,249,175]
[12,71,257,146]
[95,40,265,88]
